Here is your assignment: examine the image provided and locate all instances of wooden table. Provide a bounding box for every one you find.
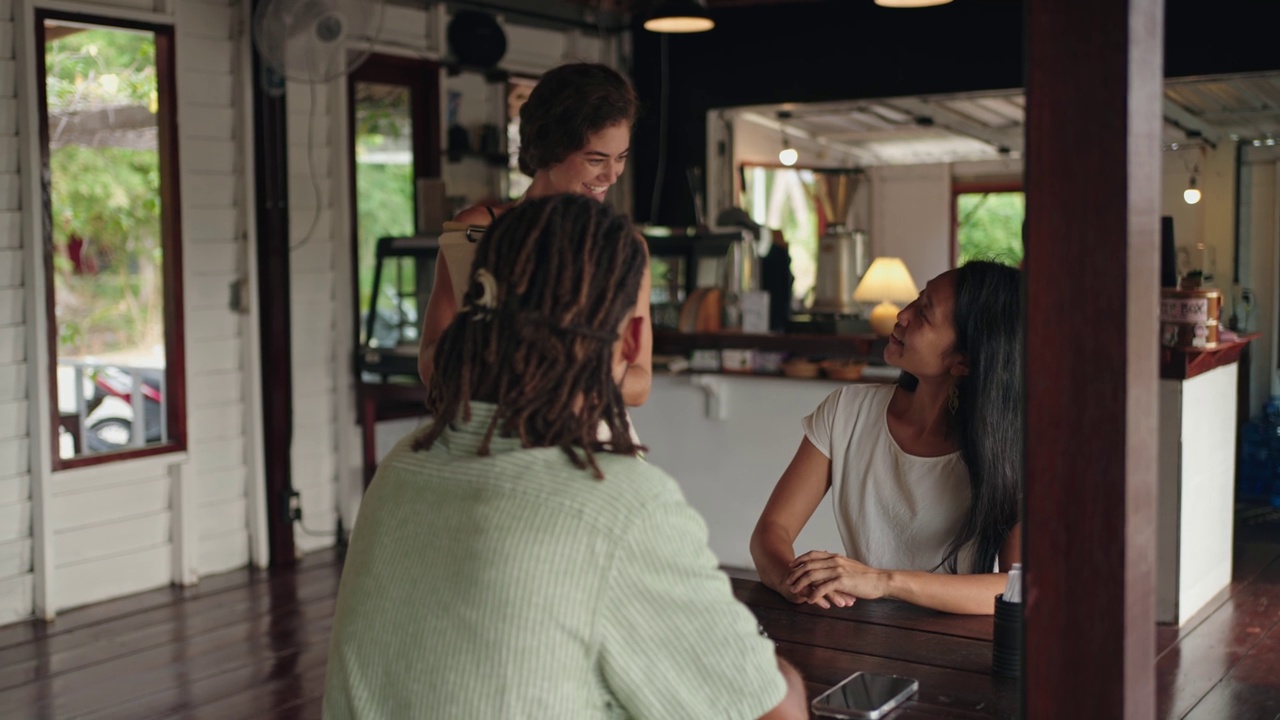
[730,571,1019,719]
[731,540,1280,720]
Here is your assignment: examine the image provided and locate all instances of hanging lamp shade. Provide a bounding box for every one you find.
[644,0,715,33]
[874,0,953,7]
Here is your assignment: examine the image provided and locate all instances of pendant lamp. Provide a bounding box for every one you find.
[644,0,715,33]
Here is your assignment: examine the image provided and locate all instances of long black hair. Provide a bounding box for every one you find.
[413,194,647,478]
[900,260,1023,573]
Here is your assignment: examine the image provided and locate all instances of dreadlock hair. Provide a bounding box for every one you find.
[898,261,1023,574]
[412,194,647,479]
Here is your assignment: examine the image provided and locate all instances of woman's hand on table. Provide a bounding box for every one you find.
[787,550,887,609]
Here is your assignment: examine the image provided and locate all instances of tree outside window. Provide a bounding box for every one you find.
[955,190,1024,267]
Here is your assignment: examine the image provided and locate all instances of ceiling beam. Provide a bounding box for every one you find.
[1197,107,1280,127]
[736,110,883,165]
[1161,97,1222,145]
[878,96,1024,153]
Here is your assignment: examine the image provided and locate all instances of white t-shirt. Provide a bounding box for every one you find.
[802,383,975,573]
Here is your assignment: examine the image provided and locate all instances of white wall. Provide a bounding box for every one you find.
[177,0,259,581]
[0,0,262,622]
[1242,147,1280,414]
[287,72,344,553]
[0,0,33,625]
[1161,144,1236,290]
[868,164,952,288]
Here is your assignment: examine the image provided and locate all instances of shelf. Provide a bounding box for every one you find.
[1159,333,1261,380]
[653,329,885,359]
[444,149,509,167]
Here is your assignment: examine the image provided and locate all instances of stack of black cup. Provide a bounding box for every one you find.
[992,563,1022,678]
[992,593,1022,677]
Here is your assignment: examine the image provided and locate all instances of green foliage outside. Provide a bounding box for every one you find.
[743,167,818,304]
[45,27,156,110]
[354,83,415,342]
[45,26,163,358]
[354,163,415,324]
[956,192,1025,267]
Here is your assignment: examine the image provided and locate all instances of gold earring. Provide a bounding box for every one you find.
[948,385,960,414]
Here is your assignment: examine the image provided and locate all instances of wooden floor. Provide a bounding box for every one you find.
[0,511,1276,719]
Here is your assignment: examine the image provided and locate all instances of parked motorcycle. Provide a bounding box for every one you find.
[83,365,165,453]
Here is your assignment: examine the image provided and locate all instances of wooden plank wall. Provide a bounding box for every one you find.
[175,0,253,578]
[0,0,256,621]
[287,75,342,553]
[0,0,32,625]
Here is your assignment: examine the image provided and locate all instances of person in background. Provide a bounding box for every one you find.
[751,261,1023,615]
[418,62,652,407]
[325,195,806,720]
[715,207,794,333]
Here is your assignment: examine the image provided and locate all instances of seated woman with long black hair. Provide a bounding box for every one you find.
[751,261,1023,615]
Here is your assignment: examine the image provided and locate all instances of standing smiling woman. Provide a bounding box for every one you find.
[751,261,1023,615]
[417,63,652,406]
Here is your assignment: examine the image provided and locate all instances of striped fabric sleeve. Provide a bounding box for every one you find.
[598,493,787,720]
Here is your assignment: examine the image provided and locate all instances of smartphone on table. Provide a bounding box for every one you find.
[810,671,919,719]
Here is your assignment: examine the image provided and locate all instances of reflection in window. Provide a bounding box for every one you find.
[743,165,818,304]
[353,81,415,344]
[42,17,183,463]
[956,191,1024,267]
[506,77,537,201]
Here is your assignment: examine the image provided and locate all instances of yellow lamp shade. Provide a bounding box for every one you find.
[853,257,919,337]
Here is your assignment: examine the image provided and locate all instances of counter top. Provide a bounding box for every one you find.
[653,329,885,359]
[1160,333,1261,380]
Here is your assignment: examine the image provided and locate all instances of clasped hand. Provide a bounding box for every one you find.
[784,550,889,610]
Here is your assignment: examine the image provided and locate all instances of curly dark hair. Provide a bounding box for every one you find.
[414,194,647,478]
[517,63,639,178]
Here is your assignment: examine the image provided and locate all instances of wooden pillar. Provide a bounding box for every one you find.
[251,0,296,568]
[1024,0,1162,717]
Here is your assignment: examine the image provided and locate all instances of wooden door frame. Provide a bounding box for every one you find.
[346,53,442,356]
[251,0,295,568]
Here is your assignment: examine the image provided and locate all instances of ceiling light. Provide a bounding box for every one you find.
[777,112,797,166]
[1183,174,1201,205]
[644,0,715,33]
[874,0,953,7]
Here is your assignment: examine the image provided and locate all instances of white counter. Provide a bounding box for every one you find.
[1156,361,1239,625]
[629,373,851,569]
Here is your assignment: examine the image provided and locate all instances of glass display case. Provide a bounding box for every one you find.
[358,234,439,380]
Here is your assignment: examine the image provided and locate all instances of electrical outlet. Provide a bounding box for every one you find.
[228,277,249,314]
[286,489,302,523]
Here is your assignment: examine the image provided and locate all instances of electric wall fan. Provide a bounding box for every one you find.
[252,0,384,83]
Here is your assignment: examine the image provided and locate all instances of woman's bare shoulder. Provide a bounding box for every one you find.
[453,205,496,225]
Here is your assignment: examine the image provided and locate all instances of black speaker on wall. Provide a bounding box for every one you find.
[447,10,507,68]
[1161,216,1177,288]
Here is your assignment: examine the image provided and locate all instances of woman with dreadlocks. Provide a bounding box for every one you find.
[416,62,652,408]
[324,195,806,720]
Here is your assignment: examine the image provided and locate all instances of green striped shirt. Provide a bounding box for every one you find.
[323,403,786,719]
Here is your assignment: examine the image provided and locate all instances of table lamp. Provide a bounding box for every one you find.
[853,257,919,337]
